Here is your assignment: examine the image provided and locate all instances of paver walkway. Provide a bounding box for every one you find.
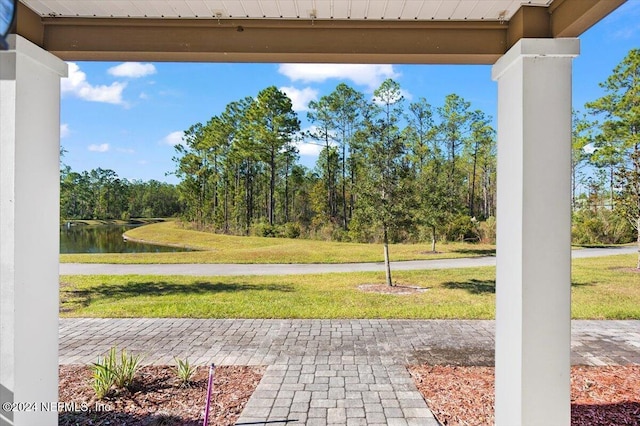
[60,319,640,425]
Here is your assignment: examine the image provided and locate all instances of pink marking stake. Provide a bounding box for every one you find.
[203,363,216,426]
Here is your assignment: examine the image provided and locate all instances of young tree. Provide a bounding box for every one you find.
[357,79,409,286]
[403,97,446,251]
[413,158,450,252]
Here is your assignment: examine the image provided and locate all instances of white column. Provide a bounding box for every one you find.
[492,38,579,426]
[1,35,67,426]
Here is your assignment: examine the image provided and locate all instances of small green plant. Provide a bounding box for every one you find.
[174,357,196,387]
[91,347,117,399]
[91,346,143,399]
[113,348,143,389]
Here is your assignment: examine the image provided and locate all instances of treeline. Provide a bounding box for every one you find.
[60,166,183,221]
[571,48,639,253]
[173,80,496,245]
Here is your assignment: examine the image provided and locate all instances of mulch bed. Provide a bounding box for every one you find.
[357,283,430,295]
[59,365,264,426]
[409,365,640,426]
[59,362,640,425]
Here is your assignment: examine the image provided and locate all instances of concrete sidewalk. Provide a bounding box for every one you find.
[59,246,637,276]
[60,319,640,425]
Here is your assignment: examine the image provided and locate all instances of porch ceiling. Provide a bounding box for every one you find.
[21,0,551,21]
[15,0,626,63]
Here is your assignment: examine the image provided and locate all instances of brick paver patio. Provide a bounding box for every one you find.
[59,319,640,425]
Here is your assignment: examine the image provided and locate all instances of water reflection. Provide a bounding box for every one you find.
[60,224,190,254]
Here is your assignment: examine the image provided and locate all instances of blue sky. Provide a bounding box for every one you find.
[60,1,640,185]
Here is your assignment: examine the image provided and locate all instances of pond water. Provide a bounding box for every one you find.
[60,224,190,254]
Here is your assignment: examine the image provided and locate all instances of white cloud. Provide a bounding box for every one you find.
[162,131,184,146]
[372,88,412,106]
[108,62,157,78]
[400,89,413,102]
[117,147,136,154]
[295,140,323,156]
[583,143,597,154]
[60,124,70,138]
[88,143,110,152]
[62,62,127,105]
[278,64,400,91]
[294,126,337,157]
[280,86,318,112]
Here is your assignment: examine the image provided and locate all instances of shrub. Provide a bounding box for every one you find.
[572,209,635,245]
[91,346,143,399]
[174,357,196,387]
[283,222,301,239]
[477,216,496,244]
[251,221,278,238]
[444,215,480,242]
[309,221,349,242]
[113,348,143,389]
[91,347,117,399]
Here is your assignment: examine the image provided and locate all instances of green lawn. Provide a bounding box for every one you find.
[59,254,640,319]
[60,220,495,264]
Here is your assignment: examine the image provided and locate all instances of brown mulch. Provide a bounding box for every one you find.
[408,365,640,426]
[58,364,264,426]
[357,283,430,295]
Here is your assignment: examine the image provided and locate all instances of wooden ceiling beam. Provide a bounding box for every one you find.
[507,6,551,49]
[37,18,508,64]
[549,0,626,37]
[12,0,626,64]
[16,1,44,47]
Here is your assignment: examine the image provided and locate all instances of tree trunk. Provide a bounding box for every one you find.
[637,216,640,270]
[213,154,219,214]
[431,225,437,253]
[269,150,276,226]
[609,163,615,209]
[224,177,229,233]
[342,143,348,230]
[383,225,393,286]
[284,156,290,223]
[469,142,478,217]
[326,136,332,220]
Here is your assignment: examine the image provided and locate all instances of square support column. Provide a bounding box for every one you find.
[492,38,579,426]
[1,35,67,426]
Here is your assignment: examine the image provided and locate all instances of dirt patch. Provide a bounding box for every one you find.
[58,364,264,426]
[358,284,430,295]
[613,267,640,273]
[408,365,640,426]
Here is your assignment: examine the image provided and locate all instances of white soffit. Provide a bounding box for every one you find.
[21,0,552,21]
